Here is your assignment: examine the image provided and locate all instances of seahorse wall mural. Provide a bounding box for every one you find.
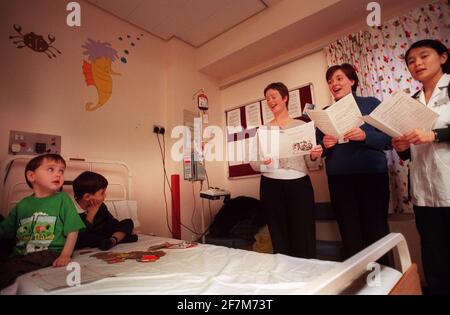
[82,38,120,111]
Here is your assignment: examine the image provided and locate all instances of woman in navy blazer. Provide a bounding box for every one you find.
[317,63,392,261]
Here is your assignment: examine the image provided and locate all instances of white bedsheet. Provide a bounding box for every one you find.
[1,235,402,295]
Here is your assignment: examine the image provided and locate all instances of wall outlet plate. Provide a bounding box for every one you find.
[9,130,61,156]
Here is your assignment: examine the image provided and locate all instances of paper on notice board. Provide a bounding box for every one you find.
[288,89,302,118]
[261,100,275,125]
[361,91,439,137]
[279,121,316,158]
[306,93,363,139]
[227,108,242,129]
[245,102,262,128]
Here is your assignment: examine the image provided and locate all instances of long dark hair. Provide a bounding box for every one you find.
[405,39,450,74]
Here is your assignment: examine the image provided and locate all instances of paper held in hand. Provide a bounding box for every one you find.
[257,121,317,161]
[305,93,363,140]
[279,121,316,158]
[361,91,439,137]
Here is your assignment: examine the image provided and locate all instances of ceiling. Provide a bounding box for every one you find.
[86,0,432,86]
[199,0,431,83]
[86,0,281,47]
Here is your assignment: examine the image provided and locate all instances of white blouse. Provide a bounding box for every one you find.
[410,73,450,207]
[249,119,321,180]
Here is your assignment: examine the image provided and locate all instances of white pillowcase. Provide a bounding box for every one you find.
[104,200,140,230]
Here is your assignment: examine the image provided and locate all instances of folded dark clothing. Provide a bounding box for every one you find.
[122,234,138,243]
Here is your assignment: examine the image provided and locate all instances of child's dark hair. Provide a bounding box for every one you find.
[405,39,450,74]
[264,82,290,108]
[73,171,108,200]
[326,63,359,92]
[25,154,66,188]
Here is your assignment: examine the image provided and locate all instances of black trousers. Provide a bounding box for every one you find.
[328,173,390,261]
[414,205,450,295]
[260,175,316,258]
[76,218,134,249]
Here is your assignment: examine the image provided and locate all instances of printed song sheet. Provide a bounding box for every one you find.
[245,102,262,128]
[306,93,363,139]
[288,89,302,118]
[227,108,242,129]
[257,122,316,160]
[261,100,275,125]
[279,121,316,158]
[362,91,439,137]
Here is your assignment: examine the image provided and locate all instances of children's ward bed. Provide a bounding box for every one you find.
[0,156,421,295]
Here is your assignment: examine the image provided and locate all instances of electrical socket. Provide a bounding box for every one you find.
[153,125,165,134]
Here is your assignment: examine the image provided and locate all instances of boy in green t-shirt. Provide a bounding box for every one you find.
[0,154,85,290]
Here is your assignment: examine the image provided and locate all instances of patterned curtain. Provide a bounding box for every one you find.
[325,0,450,213]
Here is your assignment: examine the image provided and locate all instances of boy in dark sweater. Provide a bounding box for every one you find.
[73,171,138,251]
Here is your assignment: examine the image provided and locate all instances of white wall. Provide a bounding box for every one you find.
[0,0,222,240]
[221,50,332,202]
[164,38,225,240]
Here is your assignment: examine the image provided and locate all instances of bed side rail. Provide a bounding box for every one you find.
[303,233,411,295]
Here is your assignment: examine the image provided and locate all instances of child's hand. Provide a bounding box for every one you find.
[85,198,102,223]
[53,254,71,267]
[87,198,102,212]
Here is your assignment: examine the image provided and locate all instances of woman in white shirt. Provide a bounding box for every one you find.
[392,39,450,294]
[250,82,322,258]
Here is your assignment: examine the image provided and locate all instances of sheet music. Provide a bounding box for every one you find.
[362,115,402,137]
[256,122,316,160]
[279,121,316,158]
[362,91,440,137]
[288,90,302,118]
[307,93,363,139]
[245,102,262,128]
[306,110,339,137]
[261,100,275,125]
[227,108,242,129]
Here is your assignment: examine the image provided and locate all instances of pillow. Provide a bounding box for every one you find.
[104,200,140,231]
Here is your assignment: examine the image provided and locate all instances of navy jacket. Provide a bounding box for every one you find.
[316,95,392,175]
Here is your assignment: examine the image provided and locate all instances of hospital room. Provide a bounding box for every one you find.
[0,0,449,298]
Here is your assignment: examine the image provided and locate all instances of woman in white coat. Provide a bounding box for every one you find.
[392,39,450,294]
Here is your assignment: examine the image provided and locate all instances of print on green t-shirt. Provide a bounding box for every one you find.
[16,212,57,253]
